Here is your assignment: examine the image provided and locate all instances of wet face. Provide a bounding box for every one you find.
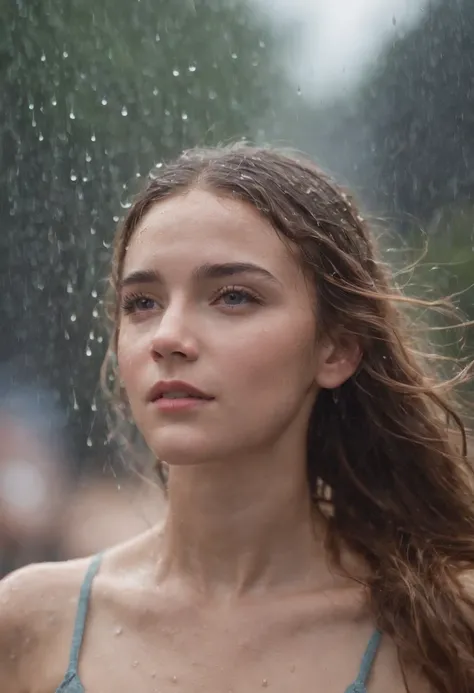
[117,188,351,466]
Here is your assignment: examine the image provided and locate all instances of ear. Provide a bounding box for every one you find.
[313,333,362,390]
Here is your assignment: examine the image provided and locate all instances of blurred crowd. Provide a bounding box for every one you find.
[0,379,165,578]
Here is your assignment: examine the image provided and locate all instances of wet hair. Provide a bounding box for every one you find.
[103,144,474,693]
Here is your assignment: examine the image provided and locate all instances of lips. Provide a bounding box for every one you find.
[148,380,213,403]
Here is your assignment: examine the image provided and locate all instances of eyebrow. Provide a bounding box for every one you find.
[120,262,281,289]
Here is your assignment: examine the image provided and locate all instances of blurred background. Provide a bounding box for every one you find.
[1,0,473,576]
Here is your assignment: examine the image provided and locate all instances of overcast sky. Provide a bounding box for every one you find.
[255,0,431,101]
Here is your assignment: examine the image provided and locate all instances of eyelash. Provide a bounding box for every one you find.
[120,286,262,315]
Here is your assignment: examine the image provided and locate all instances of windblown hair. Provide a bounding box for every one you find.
[103,144,474,692]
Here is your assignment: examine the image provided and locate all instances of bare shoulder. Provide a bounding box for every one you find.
[0,557,93,692]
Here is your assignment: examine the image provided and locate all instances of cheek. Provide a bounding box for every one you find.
[225,316,317,390]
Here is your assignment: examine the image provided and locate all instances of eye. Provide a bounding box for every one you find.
[121,293,158,314]
[214,286,261,308]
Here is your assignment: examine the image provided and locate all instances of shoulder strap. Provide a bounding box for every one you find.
[347,629,382,692]
[66,552,104,674]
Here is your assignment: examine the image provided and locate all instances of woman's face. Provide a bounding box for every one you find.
[117,188,346,466]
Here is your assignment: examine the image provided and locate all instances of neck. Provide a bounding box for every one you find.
[157,448,332,599]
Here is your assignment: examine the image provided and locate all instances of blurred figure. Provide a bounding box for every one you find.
[0,381,71,576]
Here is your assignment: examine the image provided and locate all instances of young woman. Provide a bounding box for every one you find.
[1,145,473,693]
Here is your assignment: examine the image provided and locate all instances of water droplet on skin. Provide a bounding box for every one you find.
[172,69,180,76]
[115,627,123,636]
[70,313,77,322]
[121,106,128,116]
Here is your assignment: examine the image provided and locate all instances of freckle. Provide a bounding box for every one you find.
[115,626,123,636]
[151,672,156,678]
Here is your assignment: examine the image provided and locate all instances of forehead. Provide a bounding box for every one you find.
[122,188,301,279]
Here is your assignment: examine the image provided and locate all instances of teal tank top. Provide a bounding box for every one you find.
[56,554,382,693]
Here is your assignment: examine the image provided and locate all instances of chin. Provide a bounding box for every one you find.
[146,430,222,467]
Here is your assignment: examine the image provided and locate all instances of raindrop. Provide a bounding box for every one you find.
[297,86,302,96]
[38,133,44,141]
[86,346,92,357]
[231,53,238,59]
[172,69,180,77]
[155,33,160,41]
[86,437,93,448]
[101,98,108,106]
[181,112,188,121]
[31,118,37,127]
[121,106,128,117]
[70,172,77,182]
[112,216,119,223]
[85,152,92,163]
[72,390,79,410]
[70,313,77,322]
[67,281,73,294]
[97,336,103,344]
[91,289,98,298]
[64,331,70,340]
[62,51,69,58]
[120,200,132,209]
[69,111,76,120]
[91,402,97,412]
[188,65,197,72]
[90,227,96,235]
[41,53,46,62]
[152,87,159,96]
[29,103,34,111]
[91,133,96,142]
[208,90,217,100]
[259,40,266,48]
[92,309,99,318]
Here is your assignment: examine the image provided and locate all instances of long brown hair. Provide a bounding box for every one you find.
[103,144,474,692]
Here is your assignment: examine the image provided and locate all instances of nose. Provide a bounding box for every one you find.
[149,305,199,362]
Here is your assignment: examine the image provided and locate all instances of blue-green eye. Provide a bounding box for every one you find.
[215,287,260,307]
[121,294,157,314]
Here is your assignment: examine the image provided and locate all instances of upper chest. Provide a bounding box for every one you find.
[36,596,420,693]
